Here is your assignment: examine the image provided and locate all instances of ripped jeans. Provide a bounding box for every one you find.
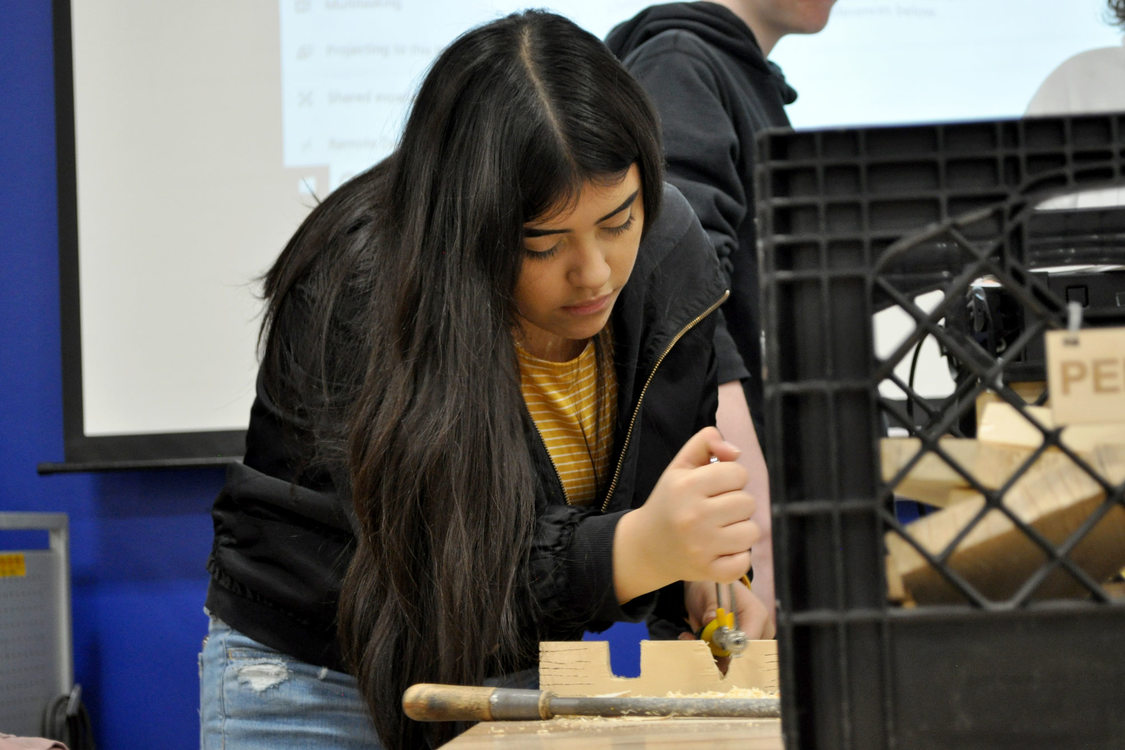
[199,617,383,749]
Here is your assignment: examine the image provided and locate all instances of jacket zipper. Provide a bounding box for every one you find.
[530,419,572,506]
[600,289,730,513]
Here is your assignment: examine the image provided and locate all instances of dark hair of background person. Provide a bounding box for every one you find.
[1110,0,1125,27]
[257,10,665,749]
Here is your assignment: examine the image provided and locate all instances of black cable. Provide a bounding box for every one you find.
[906,331,928,428]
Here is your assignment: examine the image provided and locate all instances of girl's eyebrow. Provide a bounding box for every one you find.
[523,190,639,237]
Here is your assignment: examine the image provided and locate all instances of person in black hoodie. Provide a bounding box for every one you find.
[607,0,836,630]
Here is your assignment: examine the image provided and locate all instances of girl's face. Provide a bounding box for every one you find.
[514,164,644,362]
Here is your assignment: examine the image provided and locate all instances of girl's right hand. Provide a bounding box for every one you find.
[613,427,760,602]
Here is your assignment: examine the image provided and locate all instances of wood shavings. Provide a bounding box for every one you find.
[663,687,778,700]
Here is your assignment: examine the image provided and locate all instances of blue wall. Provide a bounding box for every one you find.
[0,5,644,747]
[1,4,220,747]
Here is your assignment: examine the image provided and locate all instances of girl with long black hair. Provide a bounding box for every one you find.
[200,9,767,750]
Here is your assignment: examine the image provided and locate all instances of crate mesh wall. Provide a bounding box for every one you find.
[759,113,1125,750]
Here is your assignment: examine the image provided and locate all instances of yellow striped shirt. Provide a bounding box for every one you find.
[517,334,617,506]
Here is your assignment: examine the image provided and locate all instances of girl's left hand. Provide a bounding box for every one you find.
[678,579,775,671]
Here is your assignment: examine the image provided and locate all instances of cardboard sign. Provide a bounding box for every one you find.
[1046,327,1125,425]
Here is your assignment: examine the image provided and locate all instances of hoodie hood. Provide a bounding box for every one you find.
[606,2,797,104]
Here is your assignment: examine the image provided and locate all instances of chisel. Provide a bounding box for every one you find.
[402,683,780,721]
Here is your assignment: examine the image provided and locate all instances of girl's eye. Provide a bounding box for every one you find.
[604,215,636,237]
[523,243,559,260]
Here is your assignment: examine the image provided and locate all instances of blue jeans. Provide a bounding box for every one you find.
[199,617,384,749]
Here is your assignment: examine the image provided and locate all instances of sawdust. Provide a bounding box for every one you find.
[590,687,778,700]
[487,714,779,732]
[662,687,778,699]
[542,716,675,727]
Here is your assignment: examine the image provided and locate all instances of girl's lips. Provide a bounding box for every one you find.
[563,293,613,316]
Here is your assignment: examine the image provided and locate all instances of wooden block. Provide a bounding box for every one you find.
[974,382,1046,426]
[977,402,1053,448]
[1096,443,1125,484]
[977,401,1125,453]
[885,444,1125,603]
[1012,380,1048,405]
[881,437,977,507]
[539,640,778,697]
[1103,581,1125,600]
[881,436,1067,505]
[972,441,1094,490]
[884,555,910,605]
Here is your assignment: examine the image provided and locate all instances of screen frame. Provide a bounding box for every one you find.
[46,0,245,472]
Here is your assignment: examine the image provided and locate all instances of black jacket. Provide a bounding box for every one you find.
[205,183,728,672]
[607,2,797,433]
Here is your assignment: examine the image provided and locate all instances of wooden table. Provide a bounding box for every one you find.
[441,717,783,748]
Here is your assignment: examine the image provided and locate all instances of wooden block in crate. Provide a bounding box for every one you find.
[885,441,1125,603]
[539,639,777,697]
[881,437,979,507]
[881,437,1066,506]
[977,402,1125,453]
[974,382,1046,426]
[884,400,1125,510]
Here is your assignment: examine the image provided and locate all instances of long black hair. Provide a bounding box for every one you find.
[261,10,666,749]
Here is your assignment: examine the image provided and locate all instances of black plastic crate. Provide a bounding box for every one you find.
[758,113,1125,749]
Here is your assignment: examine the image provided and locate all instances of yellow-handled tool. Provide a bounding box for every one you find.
[699,574,753,658]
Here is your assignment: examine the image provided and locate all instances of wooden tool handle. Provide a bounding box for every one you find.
[402,684,551,722]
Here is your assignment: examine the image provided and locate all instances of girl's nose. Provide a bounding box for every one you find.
[567,240,612,289]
